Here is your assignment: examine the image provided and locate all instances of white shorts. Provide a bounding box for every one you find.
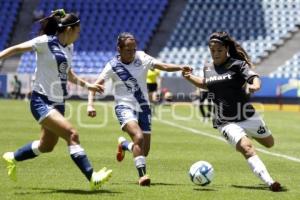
[115,105,152,134]
[218,113,272,147]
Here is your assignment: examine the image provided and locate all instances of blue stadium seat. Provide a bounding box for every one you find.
[0,0,21,50]
[270,52,300,79]
[18,0,169,74]
[158,0,300,77]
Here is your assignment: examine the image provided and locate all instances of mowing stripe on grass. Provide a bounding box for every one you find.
[157,119,300,163]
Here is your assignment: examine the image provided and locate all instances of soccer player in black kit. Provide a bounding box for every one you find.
[182,32,282,192]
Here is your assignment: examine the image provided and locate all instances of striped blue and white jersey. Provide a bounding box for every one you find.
[100,51,159,111]
[29,35,73,103]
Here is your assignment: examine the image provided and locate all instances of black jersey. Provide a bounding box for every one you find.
[203,58,259,128]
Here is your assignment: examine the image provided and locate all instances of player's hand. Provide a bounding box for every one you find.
[87,105,97,117]
[182,70,193,79]
[247,84,260,93]
[86,82,104,93]
[182,66,193,73]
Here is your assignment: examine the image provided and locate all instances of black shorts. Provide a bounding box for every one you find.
[147,83,158,92]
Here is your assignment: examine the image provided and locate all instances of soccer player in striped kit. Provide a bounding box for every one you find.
[0,9,112,190]
[182,32,282,192]
[87,32,191,186]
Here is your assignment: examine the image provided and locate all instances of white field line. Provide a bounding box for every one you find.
[157,119,300,163]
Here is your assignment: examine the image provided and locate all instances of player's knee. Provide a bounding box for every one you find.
[69,128,80,143]
[237,139,255,157]
[133,132,144,146]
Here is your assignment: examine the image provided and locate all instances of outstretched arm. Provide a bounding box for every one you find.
[182,70,207,89]
[0,41,33,60]
[68,69,104,93]
[153,62,192,72]
[87,76,105,118]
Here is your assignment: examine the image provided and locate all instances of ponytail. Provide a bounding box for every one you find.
[209,32,253,68]
[38,9,65,35]
[38,9,80,36]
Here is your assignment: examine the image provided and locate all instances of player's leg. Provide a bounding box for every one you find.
[199,94,207,121]
[38,127,59,152]
[41,110,111,189]
[123,121,150,186]
[115,106,135,161]
[2,126,58,181]
[240,112,274,148]
[138,109,152,157]
[236,137,281,191]
[254,135,274,148]
[220,123,281,191]
[143,134,151,157]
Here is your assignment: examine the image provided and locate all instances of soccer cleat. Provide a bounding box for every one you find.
[116,137,126,162]
[90,167,112,190]
[2,152,17,181]
[269,181,282,192]
[139,175,151,186]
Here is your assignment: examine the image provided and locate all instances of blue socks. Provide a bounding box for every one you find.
[69,145,93,181]
[13,142,94,181]
[14,141,41,161]
[121,140,133,152]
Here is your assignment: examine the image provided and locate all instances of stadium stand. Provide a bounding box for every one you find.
[17,0,168,74]
[158,0,300,77]
[0,0,21,50]
[269,52,300,79]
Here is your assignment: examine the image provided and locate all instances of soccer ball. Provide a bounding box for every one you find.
[189,161,214,186]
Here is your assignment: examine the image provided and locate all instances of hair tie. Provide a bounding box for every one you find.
[51,9,66,17]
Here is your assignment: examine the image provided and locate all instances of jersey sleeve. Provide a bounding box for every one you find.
[98,62,114,80]
[141,51,159,70]
[239,62,259,83]
[28,35,49,53]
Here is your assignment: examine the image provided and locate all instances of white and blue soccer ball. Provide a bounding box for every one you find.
[189,160,214,186]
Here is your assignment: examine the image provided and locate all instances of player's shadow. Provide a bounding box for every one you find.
[231,184,288,192]
[193,187,217,192]
[14,187,122,195]
[112,182,186,186]
[151,182,186,186]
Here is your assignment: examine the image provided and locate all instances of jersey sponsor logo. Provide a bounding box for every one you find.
[58,62,68,80]
[206,74,232,83]
[125,77,143,96]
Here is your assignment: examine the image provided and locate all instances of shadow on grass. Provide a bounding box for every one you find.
[231,184,288,192]
[14,187,122,195]
[112,182,187,186]
[193,187,217,192]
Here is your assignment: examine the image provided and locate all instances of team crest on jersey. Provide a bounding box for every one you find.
[134,59,142,67]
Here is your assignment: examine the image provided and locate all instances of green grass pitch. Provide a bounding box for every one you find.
[0,99,300,200]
